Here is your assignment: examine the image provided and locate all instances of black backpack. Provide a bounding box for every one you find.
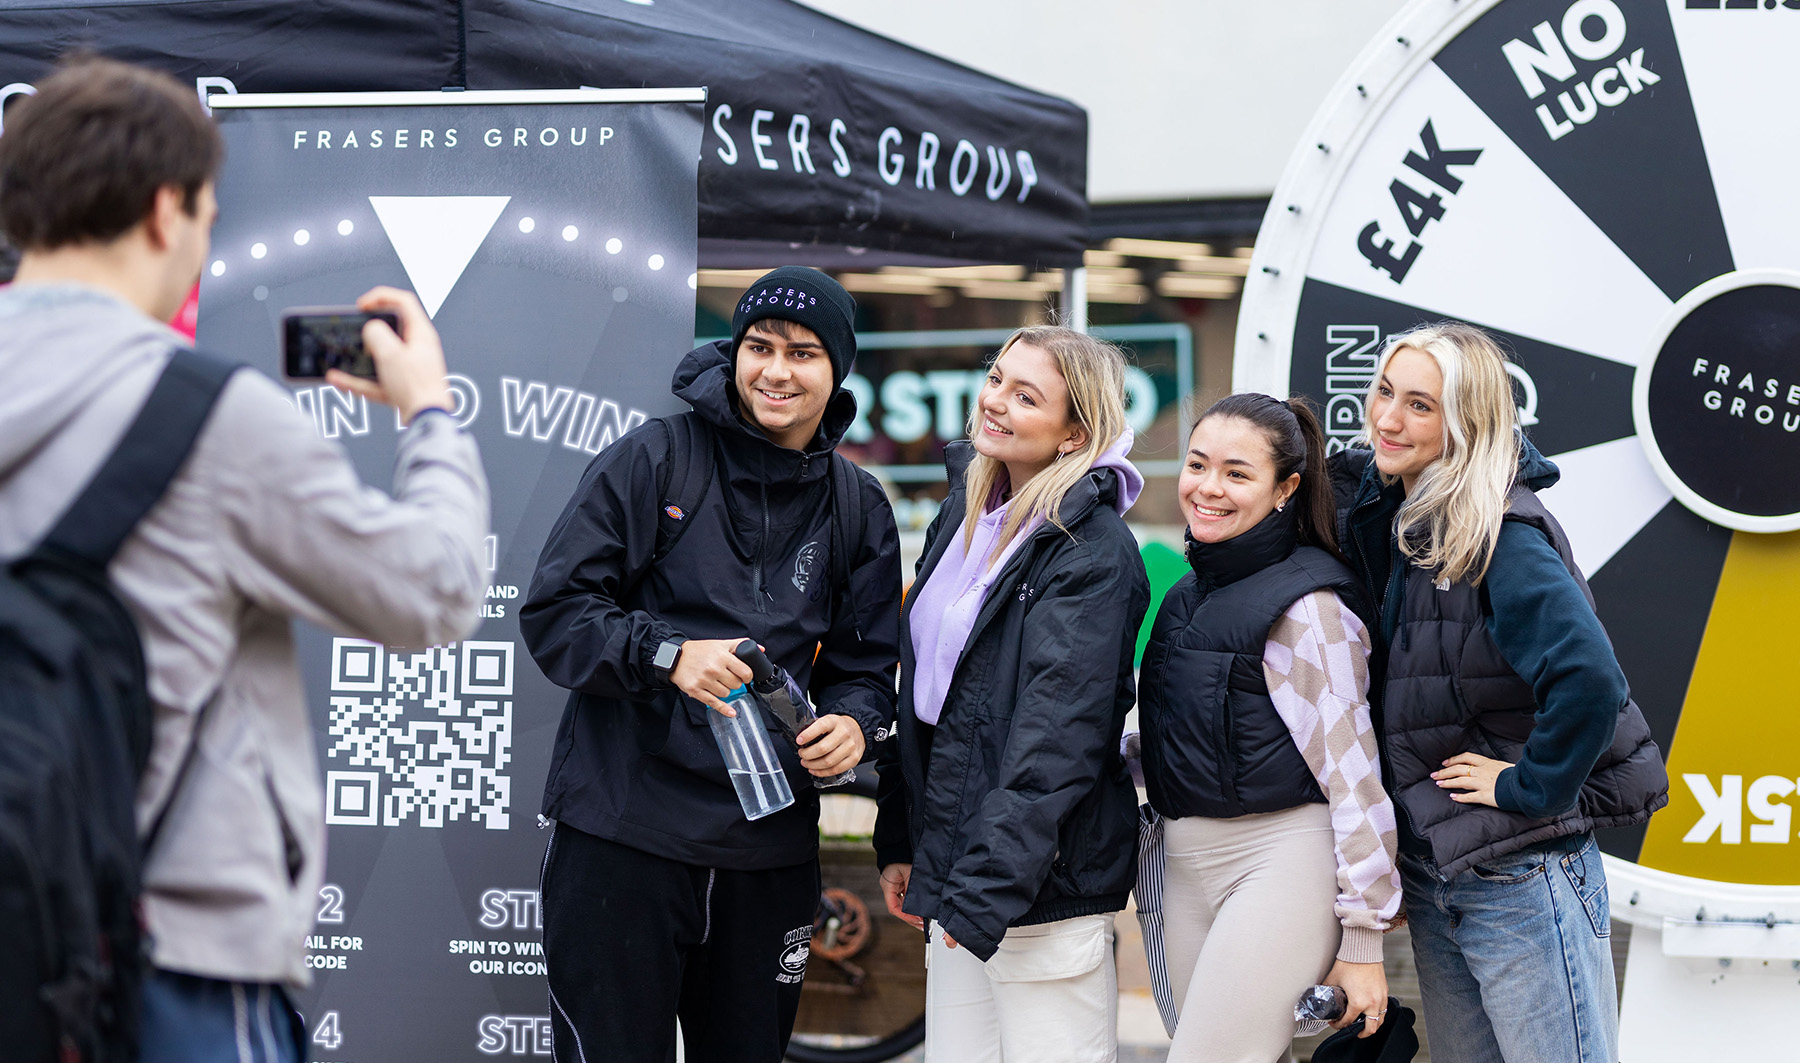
[0,350,237,1063]
[651,411,870,636]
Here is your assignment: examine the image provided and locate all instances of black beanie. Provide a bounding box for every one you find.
[730,266,858,387]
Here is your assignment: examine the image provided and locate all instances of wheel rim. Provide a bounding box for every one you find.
[1238,0,1800,890]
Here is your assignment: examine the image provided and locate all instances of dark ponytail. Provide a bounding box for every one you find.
[1193,392,1344,560]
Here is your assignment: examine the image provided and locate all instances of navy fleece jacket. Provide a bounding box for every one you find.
[1481,521,1627,818]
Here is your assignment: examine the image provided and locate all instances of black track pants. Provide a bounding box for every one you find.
[540,822,820,1063]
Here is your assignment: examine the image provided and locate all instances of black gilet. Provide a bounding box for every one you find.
[1140,509,1371,820]
[1378,487,1669,877]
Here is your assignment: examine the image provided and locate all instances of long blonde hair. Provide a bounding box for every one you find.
[1365,323,1519,585]
[961,326,1130,562]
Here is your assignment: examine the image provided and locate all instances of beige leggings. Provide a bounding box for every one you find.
[1160,804,1341,1063]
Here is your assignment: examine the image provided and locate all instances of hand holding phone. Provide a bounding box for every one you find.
[282,307,398,381]
[292,288,454,425]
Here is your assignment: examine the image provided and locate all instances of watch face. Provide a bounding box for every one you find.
[655,641,682,670]
[1236,0,1800,889]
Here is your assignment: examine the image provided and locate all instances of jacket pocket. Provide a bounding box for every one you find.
[985,916,1108,983]
[1052,775,1133,896]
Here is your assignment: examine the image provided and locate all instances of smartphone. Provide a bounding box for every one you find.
[280,307,399,381]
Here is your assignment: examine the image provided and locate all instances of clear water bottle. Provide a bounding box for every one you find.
[710,641,795,821]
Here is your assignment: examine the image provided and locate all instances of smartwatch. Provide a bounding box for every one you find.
[652,638,687,685]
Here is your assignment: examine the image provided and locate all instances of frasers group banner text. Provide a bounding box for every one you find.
[196,89,704,1062]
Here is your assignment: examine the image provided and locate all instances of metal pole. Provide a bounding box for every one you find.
[1060,265,1088,333]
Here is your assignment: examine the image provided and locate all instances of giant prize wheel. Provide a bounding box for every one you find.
[1238,1,1800,1049]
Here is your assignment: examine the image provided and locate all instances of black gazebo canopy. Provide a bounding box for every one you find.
[0,0,1088,267]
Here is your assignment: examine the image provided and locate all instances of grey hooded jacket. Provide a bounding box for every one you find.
[0,285,490,987]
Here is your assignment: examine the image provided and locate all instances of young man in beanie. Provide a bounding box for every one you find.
[522,266,901,1063]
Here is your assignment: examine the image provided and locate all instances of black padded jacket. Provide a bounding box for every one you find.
[872,442,1150,962]
[1139,508,1372,820]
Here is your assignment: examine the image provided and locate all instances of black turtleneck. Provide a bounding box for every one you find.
[1184,506,1300,595]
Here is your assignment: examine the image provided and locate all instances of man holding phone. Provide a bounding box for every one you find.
[521,267,902,1063]
[0,58,489,1063]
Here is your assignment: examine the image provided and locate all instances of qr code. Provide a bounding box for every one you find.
[324,638,513,829]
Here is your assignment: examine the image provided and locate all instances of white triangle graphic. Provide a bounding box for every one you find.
[368,196,511,318]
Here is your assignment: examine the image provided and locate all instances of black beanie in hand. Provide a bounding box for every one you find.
[730,266,858,387]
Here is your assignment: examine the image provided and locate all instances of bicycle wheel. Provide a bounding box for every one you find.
[786,789,926,1063]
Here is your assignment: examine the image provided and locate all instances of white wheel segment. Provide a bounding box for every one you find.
[1535,435,1673,576]
[1305,61,1670,369]
[1670,2,1800,271]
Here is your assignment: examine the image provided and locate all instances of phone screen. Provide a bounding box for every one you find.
[281,309,396,381]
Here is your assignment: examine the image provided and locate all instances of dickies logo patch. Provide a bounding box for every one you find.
[664,504,686,521]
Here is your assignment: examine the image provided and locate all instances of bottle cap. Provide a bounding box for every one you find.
[724,684,749,701]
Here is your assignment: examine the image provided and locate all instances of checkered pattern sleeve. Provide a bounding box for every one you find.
[1264,589,1402,964]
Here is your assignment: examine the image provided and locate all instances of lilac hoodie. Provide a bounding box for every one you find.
[909,429,1142,726]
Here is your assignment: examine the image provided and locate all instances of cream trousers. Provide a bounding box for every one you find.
[923,914,1118,1063]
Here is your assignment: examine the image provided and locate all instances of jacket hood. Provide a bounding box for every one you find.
[671,339,858,477]
[0,285,179,482]
[1089,428,1142,516]
[1515,435,1560,491]
[1351,431,1563,506]
[941,432,1135,530]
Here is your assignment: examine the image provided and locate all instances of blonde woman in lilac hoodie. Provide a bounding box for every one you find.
[873,326,1151,1063]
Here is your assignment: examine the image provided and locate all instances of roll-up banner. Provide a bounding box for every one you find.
[196,89,705,1063]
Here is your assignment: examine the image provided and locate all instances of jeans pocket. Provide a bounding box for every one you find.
[1561,841,1611,939]
[1468,851,1548,885]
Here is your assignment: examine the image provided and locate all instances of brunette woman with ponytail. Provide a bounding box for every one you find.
[1134,394,1403,1061]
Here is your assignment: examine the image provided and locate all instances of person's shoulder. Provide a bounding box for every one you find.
[1482,519,1583,608]
[1492,513,1559,559]
[571,410,683,483]
[1328,446,1372,478]
[1328,446,1373,507]
[1062,506,1147,584]
[202,367,322,449]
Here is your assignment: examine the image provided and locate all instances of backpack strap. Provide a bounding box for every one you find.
[653,411,716,564]
[40,349,240,568]
[827,451,869,639]
[646,412,866,636]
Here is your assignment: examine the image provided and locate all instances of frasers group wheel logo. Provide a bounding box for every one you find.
[1633,270,1800,532]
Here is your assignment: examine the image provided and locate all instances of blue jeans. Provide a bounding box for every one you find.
[139,968,305,1063]
[1400,835,1617,1063]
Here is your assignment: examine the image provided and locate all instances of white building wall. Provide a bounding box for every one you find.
[799,0,1411,203]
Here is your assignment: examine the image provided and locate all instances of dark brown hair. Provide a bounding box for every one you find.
[0,56,222,250]
[1194,392,1343,560]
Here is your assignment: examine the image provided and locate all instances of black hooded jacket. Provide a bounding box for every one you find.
[522,340,902,869]
[872,442,1150,962]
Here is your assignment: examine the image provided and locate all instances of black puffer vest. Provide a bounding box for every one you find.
[1375,484,1668,877]
[1140,510,1371,820]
